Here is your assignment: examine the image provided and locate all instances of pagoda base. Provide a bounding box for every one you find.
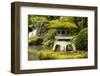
[53,41,76,52]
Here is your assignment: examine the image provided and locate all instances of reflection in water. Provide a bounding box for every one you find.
[28,45,42,60]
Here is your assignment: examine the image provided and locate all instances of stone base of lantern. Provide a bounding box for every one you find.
[53,40,76,52]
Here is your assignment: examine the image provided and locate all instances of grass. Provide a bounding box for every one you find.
[37,50,88,60]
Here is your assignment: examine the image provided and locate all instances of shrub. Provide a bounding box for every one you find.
[47,20,77,29]
[37,50,87,60]
[72,28,88,51]
[37,50,54,60]
[42,29,57,49]
[28,36,43,45]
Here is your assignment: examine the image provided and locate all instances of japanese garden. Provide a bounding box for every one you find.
[28,15,88,60]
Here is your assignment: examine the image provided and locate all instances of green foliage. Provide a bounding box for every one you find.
[47,20,77,29]
[42,29,57,48]
[61,17,75,23]
[74,17,88,32]
[38,50,87,60]
[28,36,40,45]
[42,40,54,49]
[28,15,88,50]
[37,50,54,60]
[28,15,47,32]
[28,15,46,28]
[46,16,60,20]
[73,28,88,51]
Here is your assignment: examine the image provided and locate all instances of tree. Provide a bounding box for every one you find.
[72,28,88,51]
[28,15,47,33]
[74,17,88,32]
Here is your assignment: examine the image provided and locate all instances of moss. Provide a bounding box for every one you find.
[37,50,54,60]
[37,50,88,60]
[47,20,77,29]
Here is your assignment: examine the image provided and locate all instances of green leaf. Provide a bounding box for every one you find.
[47,20,77,29]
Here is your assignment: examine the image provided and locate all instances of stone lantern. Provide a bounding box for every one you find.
[48,19,77,52]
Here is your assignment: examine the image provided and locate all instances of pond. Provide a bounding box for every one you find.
[28,45,42,60]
